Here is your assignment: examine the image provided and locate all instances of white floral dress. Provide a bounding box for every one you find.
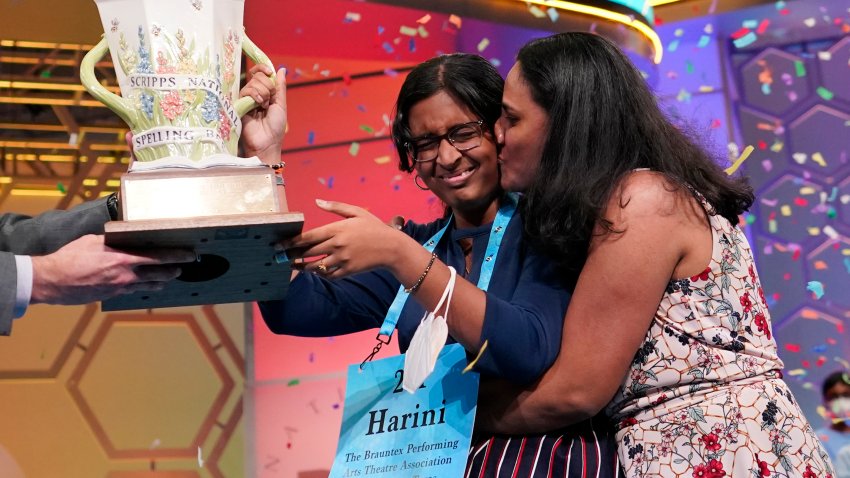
[605,194,833,478]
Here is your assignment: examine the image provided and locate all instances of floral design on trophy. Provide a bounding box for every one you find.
[81,0,303,311]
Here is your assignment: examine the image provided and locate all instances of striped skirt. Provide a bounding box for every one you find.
[465,418,622,478]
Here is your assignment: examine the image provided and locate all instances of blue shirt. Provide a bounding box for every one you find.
[816,426,850,464]
[259,211,571,384]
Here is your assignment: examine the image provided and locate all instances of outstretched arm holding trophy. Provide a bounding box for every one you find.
[1,199,195,336]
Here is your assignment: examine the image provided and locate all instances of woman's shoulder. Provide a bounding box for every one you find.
[602,170,710,247]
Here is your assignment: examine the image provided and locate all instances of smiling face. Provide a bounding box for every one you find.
[496,63,549,193]
[408,90,501,224]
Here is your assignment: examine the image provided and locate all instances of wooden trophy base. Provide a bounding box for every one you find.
[102,166,303,311]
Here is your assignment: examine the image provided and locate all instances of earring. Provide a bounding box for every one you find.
[414,175,430,191]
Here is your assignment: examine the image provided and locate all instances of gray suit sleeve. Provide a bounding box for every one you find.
[0,197,112,336]
[1,252,17,336]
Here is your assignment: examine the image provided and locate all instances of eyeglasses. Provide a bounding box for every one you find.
[404,120,484,163]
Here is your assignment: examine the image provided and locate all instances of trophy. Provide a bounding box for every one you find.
[82,0,303,311]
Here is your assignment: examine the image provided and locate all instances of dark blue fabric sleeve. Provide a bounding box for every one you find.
[258,218,447,338]
[473,249,570,384]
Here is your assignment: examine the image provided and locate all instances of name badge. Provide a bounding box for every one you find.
[330,344,478,477]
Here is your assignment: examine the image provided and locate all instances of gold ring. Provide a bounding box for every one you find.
[317,260,328,274]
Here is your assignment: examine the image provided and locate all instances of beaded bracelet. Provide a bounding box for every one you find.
[404,252,437,294]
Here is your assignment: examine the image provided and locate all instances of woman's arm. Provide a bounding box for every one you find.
[283,202,569,382]
[479,172,710,433]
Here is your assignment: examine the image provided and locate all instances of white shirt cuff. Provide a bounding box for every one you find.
[13,255,33,318]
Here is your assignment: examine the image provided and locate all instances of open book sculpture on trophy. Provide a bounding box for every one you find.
[81,0,303,311]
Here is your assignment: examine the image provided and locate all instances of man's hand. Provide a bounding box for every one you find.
[30,234,195,305]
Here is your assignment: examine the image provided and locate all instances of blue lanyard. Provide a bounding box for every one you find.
[377,193,517,338]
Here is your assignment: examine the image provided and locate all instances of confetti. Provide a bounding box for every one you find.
[811,152,827,167]
[57,182,66,193]
[477,38,490,53]
[349,142,360,156]
[818,51,832,61]
[198,446,204,467]
[344,12,361,23]
[463,340,488,374]
[399,25,417,36]
[416,14,431,24]
[733,32,758,48]
[698,35,711,48]
[795,60,806,77]
[823,225,839,240]
[785,343,801,353]
[528,5,546,18]
[725,145,754,175]
[547,7,559,22]
[448,14,462,29]
[817,87,834,100]
[807,281,825,299]
[374,155,391,165]
[287,379,300,386]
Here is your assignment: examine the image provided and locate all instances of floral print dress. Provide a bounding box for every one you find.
[605,194,833,478]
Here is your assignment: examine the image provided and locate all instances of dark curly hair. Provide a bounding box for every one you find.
[516,32,754,270]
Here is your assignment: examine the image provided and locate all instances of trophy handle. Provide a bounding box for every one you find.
[81,37,136,128]
[236,33,277,118]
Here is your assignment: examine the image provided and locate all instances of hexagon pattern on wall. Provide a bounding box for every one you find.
[0,305,245,478]
[736,33,850,423]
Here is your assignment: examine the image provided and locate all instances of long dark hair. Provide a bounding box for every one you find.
[391,53,504,173]
[517,32,754,270]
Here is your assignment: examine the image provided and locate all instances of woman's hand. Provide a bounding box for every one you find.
[282,200,414,279]
[239,64,287,164]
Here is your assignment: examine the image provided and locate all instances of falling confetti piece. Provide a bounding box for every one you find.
[811,152,827,167]
[57,183,66,193]
[359,124,374,134]
[818,51,832,61]
[477,37,490,52]
[780,205,792,216]
[785,343,801,353]
[725,145,754,175]
[795,60,806,77]
[823,225,839,240]
[803,17,816,27]
[528,5,547,18]
[417,14,431,24]
[399,25,417,36]
[287,379,300,386]
[814,260,828,270]
[463,340,488,373]
[788,369,807,376]
[792,152,807,164]
[344,12,361,22]
[198,446,204,467]
[374,155,391,165]
[817,87,834,100]
[448,14,462,28]
[698,35,711,48]
[807,281,825,299]
[547,7,559,22]
[348,142,360,156]
[733,32,758,48]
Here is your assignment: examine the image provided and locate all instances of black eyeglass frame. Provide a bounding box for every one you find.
[403,120,485,163]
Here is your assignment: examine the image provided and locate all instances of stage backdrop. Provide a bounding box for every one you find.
[248,1,850,476]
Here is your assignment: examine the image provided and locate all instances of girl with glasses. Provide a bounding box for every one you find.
[241,54,620,477]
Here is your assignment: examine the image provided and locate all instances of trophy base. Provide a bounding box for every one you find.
[102,212,303,311]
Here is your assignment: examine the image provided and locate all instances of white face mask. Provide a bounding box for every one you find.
[829,397,850,419]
